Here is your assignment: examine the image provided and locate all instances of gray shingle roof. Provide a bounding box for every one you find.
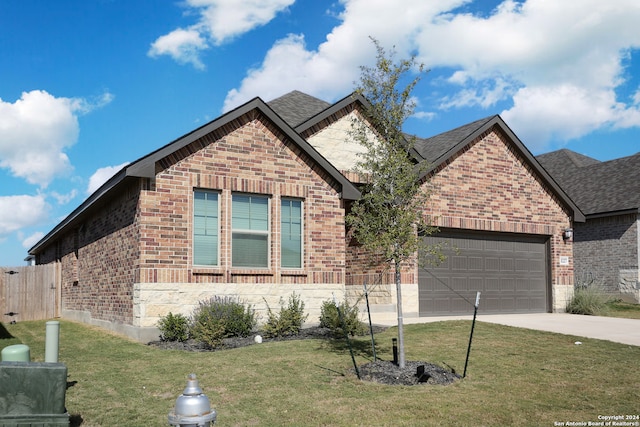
[412,115,497,163]
[29,95,360,255]
[267,90,331,127]
[537,149,640,216]
[270,93,583,222]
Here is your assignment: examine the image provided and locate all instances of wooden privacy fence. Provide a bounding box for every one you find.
[0,263,61,323]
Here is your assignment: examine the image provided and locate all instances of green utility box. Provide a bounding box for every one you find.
[0,362,70,427]
[1,344,30,362]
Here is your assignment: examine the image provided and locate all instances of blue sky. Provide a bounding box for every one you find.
[1,0,640,266]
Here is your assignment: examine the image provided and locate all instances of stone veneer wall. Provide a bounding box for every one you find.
[305,110,367,172]
[574,213,639,302]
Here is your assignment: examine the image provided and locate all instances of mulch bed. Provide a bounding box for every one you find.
[148,326,460,386]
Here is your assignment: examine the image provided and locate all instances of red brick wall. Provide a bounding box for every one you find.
[37,111,349,332]
[137,112,347,286]
[346,127,574,292]
[425,128,573,286]
[39,180,141,324]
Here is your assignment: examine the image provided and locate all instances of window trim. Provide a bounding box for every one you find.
[280,197,304,269]
[231,193,271,269]
[193,189,220,267]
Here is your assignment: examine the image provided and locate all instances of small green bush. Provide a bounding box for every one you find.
[566,286,611,316]
[191,296,257,348]
[319,298,367,337]
[263,292,309,338]
[157,312,190,342]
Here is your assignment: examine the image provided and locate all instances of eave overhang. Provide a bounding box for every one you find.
[29,97,361,255]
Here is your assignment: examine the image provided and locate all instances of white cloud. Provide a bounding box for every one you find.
[197,0,296,45]
[502,84,620,145]
[222,0,468,110]
[149,0,294,68]
[0,90,113,188]
[222,0,640,151]
[0,194,49,237]
[51,189,78,205]
[412,111,436,121]
[148,28,208,70]
[22,231,45,250]
[223,33,362,110]
[87,163,129,195]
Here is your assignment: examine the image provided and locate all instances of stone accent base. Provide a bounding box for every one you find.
[552,285,574,313]
[133,282,347,329]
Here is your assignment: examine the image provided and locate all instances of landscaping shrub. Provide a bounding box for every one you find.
[157,312,190,342]
[191,297,257,348]
[263,292,309,338]
[566,275,611,316]
[319,298,367,337]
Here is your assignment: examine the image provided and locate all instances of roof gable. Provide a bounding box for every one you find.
[417,115,585,222]
[124,97,360,200]
[29,96,360,255]
[269,92,584,222]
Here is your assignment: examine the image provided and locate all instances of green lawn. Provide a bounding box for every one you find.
[605,300,640,319]
[1,319,638,426]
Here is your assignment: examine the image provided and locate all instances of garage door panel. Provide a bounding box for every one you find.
[500,258,514,271]
[419,230,549,315]
[452,256,467,269]
[485,277,500,291]
[483,297,509,311]
[485,257,499,271]
[468,257,483,270]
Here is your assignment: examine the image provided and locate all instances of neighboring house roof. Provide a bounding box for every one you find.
[29,96,361,255]
[537,149,640,217]
[413,115,585,222]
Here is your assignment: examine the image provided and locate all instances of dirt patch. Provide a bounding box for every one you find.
[148,326,460,386]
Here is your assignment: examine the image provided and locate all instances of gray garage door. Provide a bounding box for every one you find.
[419,230,549,316]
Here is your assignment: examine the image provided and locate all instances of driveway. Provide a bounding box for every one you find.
[397,313,640,347]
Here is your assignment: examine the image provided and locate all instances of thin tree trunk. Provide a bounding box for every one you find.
[395,259,405,368]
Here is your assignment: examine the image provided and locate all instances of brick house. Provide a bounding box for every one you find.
[29,92,583,341]
[537,149,640,302]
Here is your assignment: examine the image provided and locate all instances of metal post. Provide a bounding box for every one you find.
[463,292,481,379]
[392,338,398,366]
[45,321,60,363]
[363,283,377,361]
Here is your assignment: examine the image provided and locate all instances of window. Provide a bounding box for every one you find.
[193,190,219,266]
[232,194,269,268]
[281,199,302,268]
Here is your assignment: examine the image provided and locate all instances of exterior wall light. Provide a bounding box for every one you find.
[563,228,573,241]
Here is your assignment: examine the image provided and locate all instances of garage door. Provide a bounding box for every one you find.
[419,230,549,315]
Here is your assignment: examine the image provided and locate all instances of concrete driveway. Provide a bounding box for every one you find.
[397,313,640,347]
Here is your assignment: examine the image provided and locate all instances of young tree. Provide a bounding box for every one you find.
[346,39,437,368]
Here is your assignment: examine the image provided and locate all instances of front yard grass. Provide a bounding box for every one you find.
[605,300,640,319]
[1,319,638,426]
